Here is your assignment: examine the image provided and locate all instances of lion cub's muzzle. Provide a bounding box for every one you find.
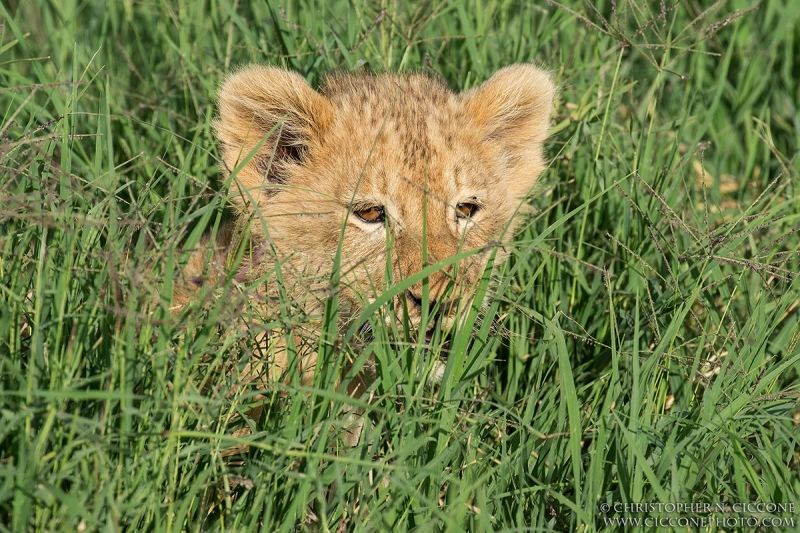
[403,289,465,346]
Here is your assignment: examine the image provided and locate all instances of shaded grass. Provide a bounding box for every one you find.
[1,0,799,531]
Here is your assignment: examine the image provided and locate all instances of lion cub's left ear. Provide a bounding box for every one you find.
[462,64,555,199]
[215,66,335,212]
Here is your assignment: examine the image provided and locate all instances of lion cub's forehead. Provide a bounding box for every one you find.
[322,71,453,107]
[319,73,484,196]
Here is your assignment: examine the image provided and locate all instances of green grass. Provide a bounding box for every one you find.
[2,0,799,531]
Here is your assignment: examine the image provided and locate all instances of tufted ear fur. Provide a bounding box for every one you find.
[215,66,334,209]
[461,64,555,200]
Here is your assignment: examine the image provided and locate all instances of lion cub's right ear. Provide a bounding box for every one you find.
[215,66,334,209]
[462,64,555,201]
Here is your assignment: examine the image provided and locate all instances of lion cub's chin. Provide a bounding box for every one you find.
[428,360,448,384]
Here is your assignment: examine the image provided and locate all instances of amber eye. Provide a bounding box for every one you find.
[456,202,479,219]
[354,206,385,223]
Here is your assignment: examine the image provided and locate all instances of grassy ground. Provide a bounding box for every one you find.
[2,0,799,531]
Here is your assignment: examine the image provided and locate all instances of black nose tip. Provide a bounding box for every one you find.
[406,290,424,309]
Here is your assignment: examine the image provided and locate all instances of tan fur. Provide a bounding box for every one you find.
[178,64,554,407]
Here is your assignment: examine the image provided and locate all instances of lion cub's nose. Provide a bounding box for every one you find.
[406,290,424,309]
[405,290,457,317]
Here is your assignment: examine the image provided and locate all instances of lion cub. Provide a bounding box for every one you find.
[179,64,554,397]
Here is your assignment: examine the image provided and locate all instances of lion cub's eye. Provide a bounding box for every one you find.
[353,206,385,223]
[456,202,479,219]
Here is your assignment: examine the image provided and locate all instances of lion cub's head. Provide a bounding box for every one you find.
[215,65,554,338]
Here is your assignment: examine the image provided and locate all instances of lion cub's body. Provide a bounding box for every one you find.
[179,64,554,391]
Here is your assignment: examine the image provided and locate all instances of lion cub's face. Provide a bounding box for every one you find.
[216,65,554,336]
